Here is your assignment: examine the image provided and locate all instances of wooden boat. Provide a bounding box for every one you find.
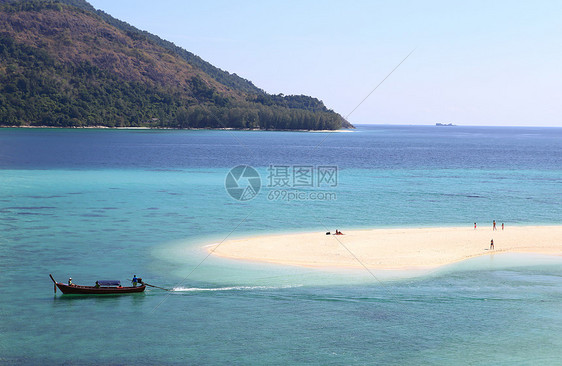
[49,274,145,294]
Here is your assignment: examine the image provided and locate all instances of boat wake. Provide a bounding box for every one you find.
[172,284,302,292]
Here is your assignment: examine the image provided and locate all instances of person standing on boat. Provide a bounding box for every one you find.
[132,275,138,287]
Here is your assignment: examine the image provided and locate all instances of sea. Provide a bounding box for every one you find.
[0,125,561,365]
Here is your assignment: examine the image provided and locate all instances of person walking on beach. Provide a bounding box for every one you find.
[490,239,494,250]
[493,220,497,231]
[502,223,504,230]
[474,222,477,230]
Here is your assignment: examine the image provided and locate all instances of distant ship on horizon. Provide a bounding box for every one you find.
[436,122,456,126]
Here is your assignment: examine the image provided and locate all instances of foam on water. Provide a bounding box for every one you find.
[172,284,303,292]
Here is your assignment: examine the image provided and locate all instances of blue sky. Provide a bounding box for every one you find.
[88,0,562,126]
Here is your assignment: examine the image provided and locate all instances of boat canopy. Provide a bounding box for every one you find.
[97,280,121,286]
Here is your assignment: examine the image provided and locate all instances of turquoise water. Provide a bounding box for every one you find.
[0,125,561,365]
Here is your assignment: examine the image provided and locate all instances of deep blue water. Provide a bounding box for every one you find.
[1,125,561,170]
[0,125,561,365]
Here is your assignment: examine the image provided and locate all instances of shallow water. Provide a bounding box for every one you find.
[0,125,561,365]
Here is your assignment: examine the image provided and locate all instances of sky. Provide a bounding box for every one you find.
[87,0,562,126]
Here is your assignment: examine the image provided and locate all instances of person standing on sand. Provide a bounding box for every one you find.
[490,239,494,250]
[493,220,497,231]
[474,222,477,230]
[502,223,504,230]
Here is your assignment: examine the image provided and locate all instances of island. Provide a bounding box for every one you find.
[0,0,353,130]
[208,226,562,270]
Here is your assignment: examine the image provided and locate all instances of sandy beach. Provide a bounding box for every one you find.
[209,225,562,270]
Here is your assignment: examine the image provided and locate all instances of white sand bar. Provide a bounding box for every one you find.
[209,226,562,270]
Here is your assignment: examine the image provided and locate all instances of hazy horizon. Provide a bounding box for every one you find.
[88,0,562,127]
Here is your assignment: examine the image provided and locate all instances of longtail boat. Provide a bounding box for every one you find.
[49,274,145,294]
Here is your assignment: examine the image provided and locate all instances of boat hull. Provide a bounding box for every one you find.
[50,274,145,294]
[55,283,146,294]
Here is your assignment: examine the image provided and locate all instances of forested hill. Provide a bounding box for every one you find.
[0,0,353,130]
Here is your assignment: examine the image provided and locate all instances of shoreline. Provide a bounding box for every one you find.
[208,225,562,270]
[0,126,352,132]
